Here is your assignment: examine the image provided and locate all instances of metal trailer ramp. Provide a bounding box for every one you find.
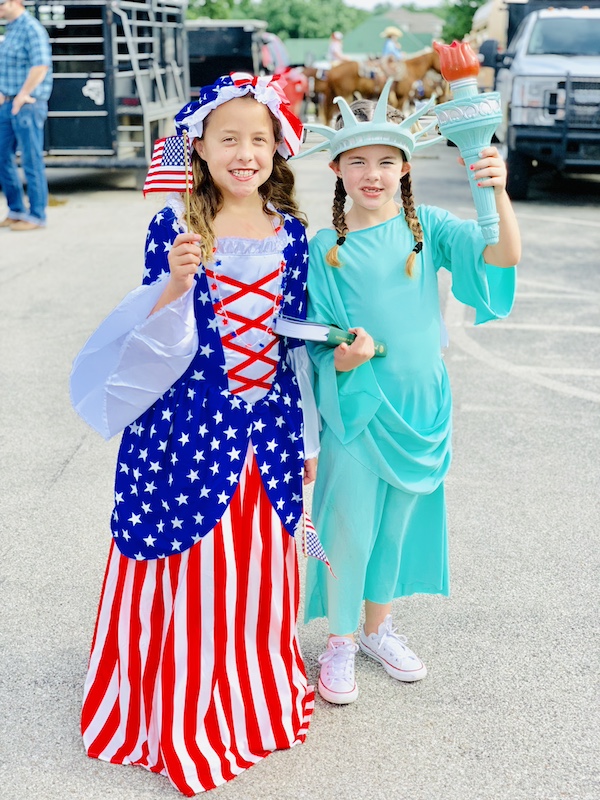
[22,0,189,171]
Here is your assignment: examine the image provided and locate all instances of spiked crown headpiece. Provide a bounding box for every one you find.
[294,78,444,162]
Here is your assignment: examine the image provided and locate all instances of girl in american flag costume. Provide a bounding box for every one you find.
[70,73,318,795]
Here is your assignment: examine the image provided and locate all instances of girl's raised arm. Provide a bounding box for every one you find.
[466,147,522,268]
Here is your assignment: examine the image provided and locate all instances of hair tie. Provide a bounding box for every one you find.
[412,241,423,254]
[337,235,346,247]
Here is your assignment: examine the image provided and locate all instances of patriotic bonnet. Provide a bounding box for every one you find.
[294,78,444,162]
[175,73,304,160]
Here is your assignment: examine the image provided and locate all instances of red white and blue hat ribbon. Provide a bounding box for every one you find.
[175,72,304,160]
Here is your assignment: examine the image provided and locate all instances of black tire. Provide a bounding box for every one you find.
[134,167,148,192]
[506,148,531,200]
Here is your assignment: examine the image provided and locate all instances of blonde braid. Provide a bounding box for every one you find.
[400,171,423,277]
[325,176,348,267]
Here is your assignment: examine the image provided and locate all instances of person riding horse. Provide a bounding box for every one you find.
[327,31,352,66]
[381,26,404,63]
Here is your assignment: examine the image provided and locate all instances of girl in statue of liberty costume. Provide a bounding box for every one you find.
[295,81,521,704]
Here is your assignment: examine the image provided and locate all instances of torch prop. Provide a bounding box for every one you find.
[432,41,502,245]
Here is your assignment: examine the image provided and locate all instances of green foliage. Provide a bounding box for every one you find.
[187,0,367,37]
[187,0,235,19]
[440,0,486,43]
[402,2,438,12]
[359,2,446,19]
[255,0,368,38]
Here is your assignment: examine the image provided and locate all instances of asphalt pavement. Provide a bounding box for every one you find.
[1,144,599,800]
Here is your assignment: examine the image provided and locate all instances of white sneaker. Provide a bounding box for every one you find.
[317,637,359,704]
[359,615,427,682]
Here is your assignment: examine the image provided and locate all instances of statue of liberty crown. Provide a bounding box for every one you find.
[295,78,444,162]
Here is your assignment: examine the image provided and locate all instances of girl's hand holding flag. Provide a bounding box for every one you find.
[149,232,201,315]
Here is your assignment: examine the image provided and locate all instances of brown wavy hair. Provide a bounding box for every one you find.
[325,99,423,277]
[185,101,307,263]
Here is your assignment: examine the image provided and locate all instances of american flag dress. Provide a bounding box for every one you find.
[80,204,315,796]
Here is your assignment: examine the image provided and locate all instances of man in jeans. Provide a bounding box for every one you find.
[0,0,53,231]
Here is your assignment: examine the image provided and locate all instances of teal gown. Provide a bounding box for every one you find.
[305,205,516,633]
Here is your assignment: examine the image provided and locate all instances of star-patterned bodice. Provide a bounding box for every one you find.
[111,204,310,560]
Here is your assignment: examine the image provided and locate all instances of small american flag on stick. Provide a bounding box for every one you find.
[143,135,192,196]
[298,510,336,578]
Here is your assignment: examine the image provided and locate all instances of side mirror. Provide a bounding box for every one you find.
[478,38,499,68]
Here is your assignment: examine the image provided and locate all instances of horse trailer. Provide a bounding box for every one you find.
[13,1,189,176]
[186,18,308,117]
[186,18,266,96]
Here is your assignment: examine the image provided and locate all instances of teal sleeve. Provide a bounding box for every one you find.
[421,206,517,325]
[307,237,382,444]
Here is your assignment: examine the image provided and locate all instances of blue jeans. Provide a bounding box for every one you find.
[0,100,48,225]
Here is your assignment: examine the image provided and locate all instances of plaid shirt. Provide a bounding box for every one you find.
[0,11,53,100]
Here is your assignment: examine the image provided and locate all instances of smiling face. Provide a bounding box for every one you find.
[194,95,278,202]
[331,144,411,218]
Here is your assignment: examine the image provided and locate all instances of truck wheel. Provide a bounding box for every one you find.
[134,168,148,192]
[506,148,531,200]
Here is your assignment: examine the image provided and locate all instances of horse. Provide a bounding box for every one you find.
[301,66,329,95]
[320,48,444,122]
[408,68,451,108]
[392,48,444,110]
[300,66,332,122]
[320,59,400,123]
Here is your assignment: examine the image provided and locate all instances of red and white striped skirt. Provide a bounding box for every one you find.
[81,451,314,796]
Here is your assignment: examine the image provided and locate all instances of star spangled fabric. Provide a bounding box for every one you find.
[143,135,192,196]
[298,510,336,577]
[101,209,310,560]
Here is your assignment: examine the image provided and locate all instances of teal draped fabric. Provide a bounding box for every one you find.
[307,205,516,495]
[304,205,516,627]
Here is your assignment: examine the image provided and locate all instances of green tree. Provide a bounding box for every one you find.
[186,0,367,37]
[245,0,367,39]
[187,0,235,20]
[440,0,486,43]
[235,0,258,18]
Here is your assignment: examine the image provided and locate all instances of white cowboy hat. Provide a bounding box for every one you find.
[380,26,403,38]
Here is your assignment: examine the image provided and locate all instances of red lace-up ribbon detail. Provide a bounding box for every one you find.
[205,264,284,395]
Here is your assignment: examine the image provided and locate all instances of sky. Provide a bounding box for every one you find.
[346,0,444,9]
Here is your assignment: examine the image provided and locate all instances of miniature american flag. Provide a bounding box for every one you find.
[143,135,192,195]
[298,510,336,577]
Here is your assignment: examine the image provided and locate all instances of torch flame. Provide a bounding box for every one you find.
[433,40,480,82]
